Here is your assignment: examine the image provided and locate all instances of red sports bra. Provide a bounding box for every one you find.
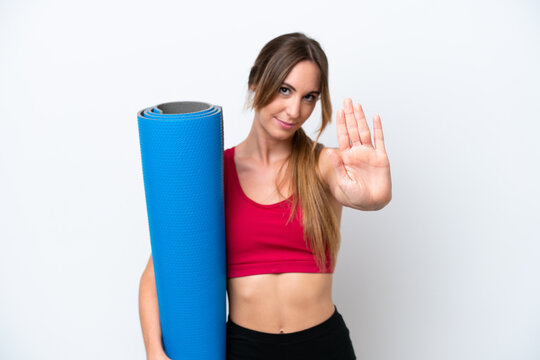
[224,146,332,278]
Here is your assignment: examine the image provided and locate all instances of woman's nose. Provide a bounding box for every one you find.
[286,97,301,120]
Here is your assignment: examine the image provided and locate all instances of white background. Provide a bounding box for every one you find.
[1,0,539,359]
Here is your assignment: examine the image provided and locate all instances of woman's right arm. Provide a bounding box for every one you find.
[138,254,171,360]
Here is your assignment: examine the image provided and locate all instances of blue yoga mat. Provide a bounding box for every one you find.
[137,101,226,359]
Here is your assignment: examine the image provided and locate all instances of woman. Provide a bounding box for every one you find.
[139,32,392,360]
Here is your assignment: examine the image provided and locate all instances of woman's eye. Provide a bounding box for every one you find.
[279,87,290,95]
[279,87,316,102]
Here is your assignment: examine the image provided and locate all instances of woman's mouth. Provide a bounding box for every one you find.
[275,117,295,129]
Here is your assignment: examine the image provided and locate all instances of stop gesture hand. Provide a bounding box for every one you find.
[326,98,392,210]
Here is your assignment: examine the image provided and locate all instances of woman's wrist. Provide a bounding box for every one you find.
[147,346,168,360]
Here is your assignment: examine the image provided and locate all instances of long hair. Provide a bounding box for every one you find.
[246,32,340,272]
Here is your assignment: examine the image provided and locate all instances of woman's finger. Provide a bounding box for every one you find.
[336,108,351,151]
[343,98,362,146]
[354,103,373,148]
[373,114,387,153]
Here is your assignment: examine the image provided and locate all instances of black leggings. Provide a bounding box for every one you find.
[226,304,357,360]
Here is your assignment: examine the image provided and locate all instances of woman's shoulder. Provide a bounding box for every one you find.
[316,145,333,187]
[317,145,342,202]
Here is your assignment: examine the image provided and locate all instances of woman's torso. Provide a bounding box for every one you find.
[226,143,343,334]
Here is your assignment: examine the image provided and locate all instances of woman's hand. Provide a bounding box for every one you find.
[326,98,392,210]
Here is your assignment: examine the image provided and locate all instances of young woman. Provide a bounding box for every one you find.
[139,32,392,360]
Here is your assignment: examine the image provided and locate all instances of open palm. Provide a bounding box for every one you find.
[326,98,392,209]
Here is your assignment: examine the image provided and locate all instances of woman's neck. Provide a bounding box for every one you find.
[240,117,294,167]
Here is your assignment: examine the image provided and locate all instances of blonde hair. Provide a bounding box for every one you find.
[247,32,340,272]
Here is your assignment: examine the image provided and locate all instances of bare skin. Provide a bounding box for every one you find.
[139,255,170,360]
[224,61,349,334]
[227,140,343,334]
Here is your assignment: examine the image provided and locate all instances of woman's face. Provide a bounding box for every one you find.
[254,60,321,140]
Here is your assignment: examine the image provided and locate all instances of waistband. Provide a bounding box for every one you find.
[226,304,343,344]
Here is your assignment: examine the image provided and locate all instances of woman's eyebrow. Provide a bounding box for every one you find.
[282,82,320,95]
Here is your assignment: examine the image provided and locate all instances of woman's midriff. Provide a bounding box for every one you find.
[227,272,334,334]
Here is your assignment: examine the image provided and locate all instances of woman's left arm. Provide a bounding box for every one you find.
[321,98,392,211]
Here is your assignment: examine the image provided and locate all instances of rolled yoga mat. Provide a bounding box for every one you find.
[137,101,226,359]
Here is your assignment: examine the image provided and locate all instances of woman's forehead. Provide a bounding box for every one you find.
[283,61,321,92]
